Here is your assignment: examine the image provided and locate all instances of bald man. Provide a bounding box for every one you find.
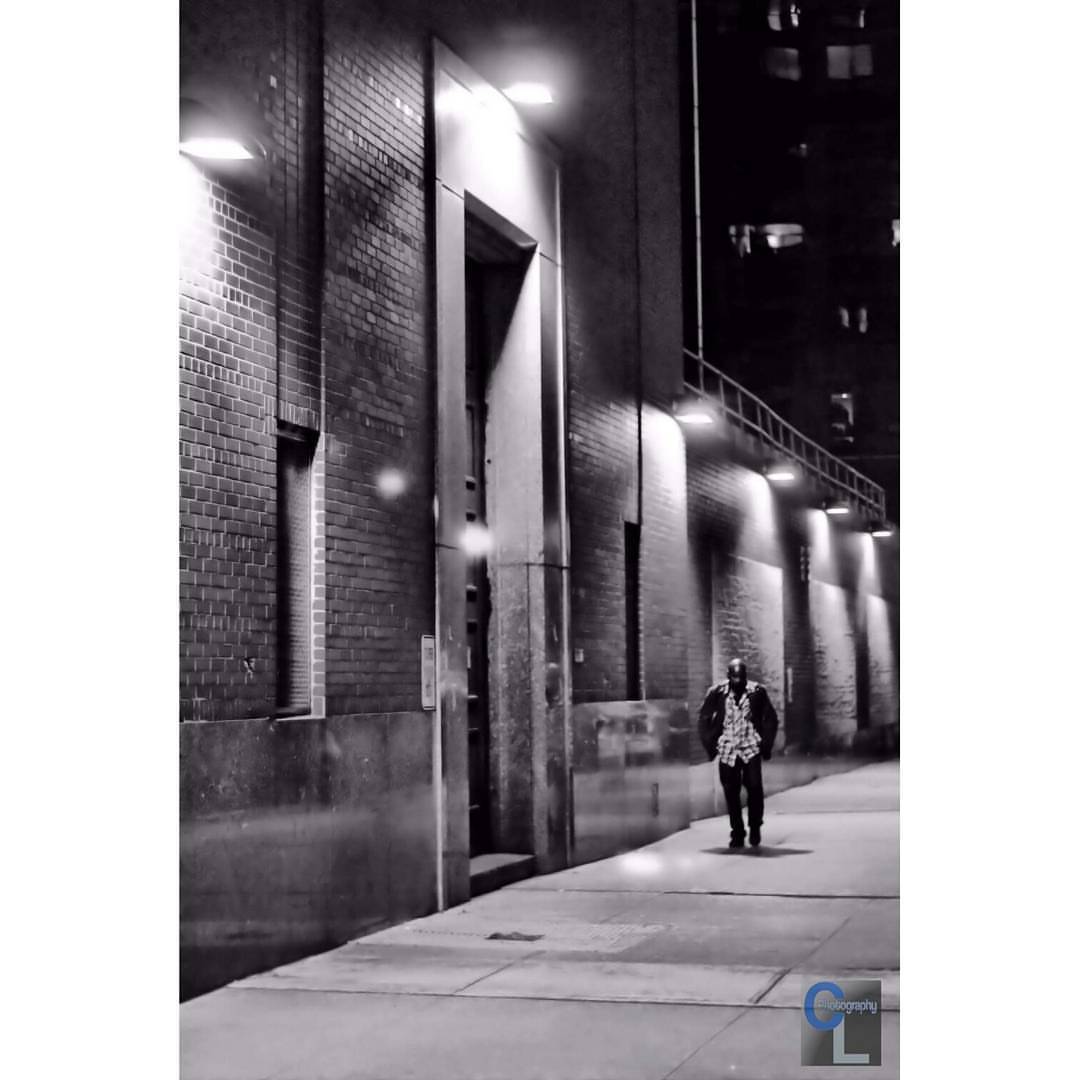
[698,659,779,848]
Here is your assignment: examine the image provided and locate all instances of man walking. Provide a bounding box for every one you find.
[698,658,779,848]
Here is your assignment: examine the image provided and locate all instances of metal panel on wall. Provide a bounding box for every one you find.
[570,700,690,866]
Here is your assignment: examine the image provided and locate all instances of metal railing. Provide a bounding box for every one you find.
[683,349,887,522]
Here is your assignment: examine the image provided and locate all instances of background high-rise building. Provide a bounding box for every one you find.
[686,0,899,519]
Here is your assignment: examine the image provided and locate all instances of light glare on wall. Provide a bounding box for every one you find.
[503,82,554,105]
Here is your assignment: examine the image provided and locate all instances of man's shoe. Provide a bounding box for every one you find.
[749,827,761,847]
[729,835,745,849]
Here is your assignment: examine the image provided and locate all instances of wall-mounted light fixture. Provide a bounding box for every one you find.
[868,521,895,538]
[823,498,850,516]
[179,97,266,162]
[673,394,717,427]
[763,460,798,483]
[503,82,554,105]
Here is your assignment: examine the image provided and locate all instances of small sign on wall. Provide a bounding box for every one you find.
[421,635,436,710]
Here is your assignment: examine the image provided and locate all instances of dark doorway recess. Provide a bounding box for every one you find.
[464,255,494,856]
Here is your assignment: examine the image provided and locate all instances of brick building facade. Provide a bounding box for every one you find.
[180,0,899,999]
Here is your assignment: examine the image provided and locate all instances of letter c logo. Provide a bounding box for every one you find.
[804,981,845,1031]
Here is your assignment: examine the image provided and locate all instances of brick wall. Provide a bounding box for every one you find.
[559,0,687,707]
[809,579,859,744]
[563,0,643,702]
[180,0,436,722]
[867,592,899,729]
[180,0,280,720]
[321,0,434,715]
[180,0,323,722]
[687,445,794,760]
[711,552,785,730]
[686,435,897,758]
[641,408,690,702]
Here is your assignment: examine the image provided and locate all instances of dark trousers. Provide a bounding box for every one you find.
[718,754,764,839]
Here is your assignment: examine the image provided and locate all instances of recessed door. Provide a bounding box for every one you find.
[465,257,493,856]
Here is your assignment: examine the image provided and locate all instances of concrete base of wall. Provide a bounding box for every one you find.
[180,711,437,1001]
[570,700,691,866]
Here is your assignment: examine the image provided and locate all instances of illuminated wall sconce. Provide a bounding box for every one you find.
[868,521,895,538]
[502,82,554,105]
[461,522,494,557]
[179,97,266,162]
[763,223,804,251]
[823,498,850,516]
[673,394,718,427]
[763,460,798,483]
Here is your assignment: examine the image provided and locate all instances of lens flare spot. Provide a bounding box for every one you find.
[376,468,408,498]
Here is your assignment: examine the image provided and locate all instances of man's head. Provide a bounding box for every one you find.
[727,658,748,693]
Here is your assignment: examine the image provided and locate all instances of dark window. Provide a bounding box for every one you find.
[276,426,315,716]
[762,46,801,81]
[827,44,874,79]
[625,522,642,700]
[830,393,855,447]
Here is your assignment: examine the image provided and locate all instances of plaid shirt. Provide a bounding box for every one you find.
[715,686,762,766]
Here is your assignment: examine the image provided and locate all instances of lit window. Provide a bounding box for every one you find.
[763,47,801,81]
[830,393,855,446]
[729,224,752,257]
[857,306,869,333]
[829,5,868,30]
[763,223,804,251]
[892,219,900,247]
[838,305,850,329]
[729,223,805,256]
[767,1,801,31]
[827,44,874,80]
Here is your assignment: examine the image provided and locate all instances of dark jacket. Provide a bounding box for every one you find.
[698,680,779,762]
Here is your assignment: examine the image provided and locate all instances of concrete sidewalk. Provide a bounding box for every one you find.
[181,761,899,1080]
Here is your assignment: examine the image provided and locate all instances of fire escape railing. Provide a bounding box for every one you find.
[683,349,888,523]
